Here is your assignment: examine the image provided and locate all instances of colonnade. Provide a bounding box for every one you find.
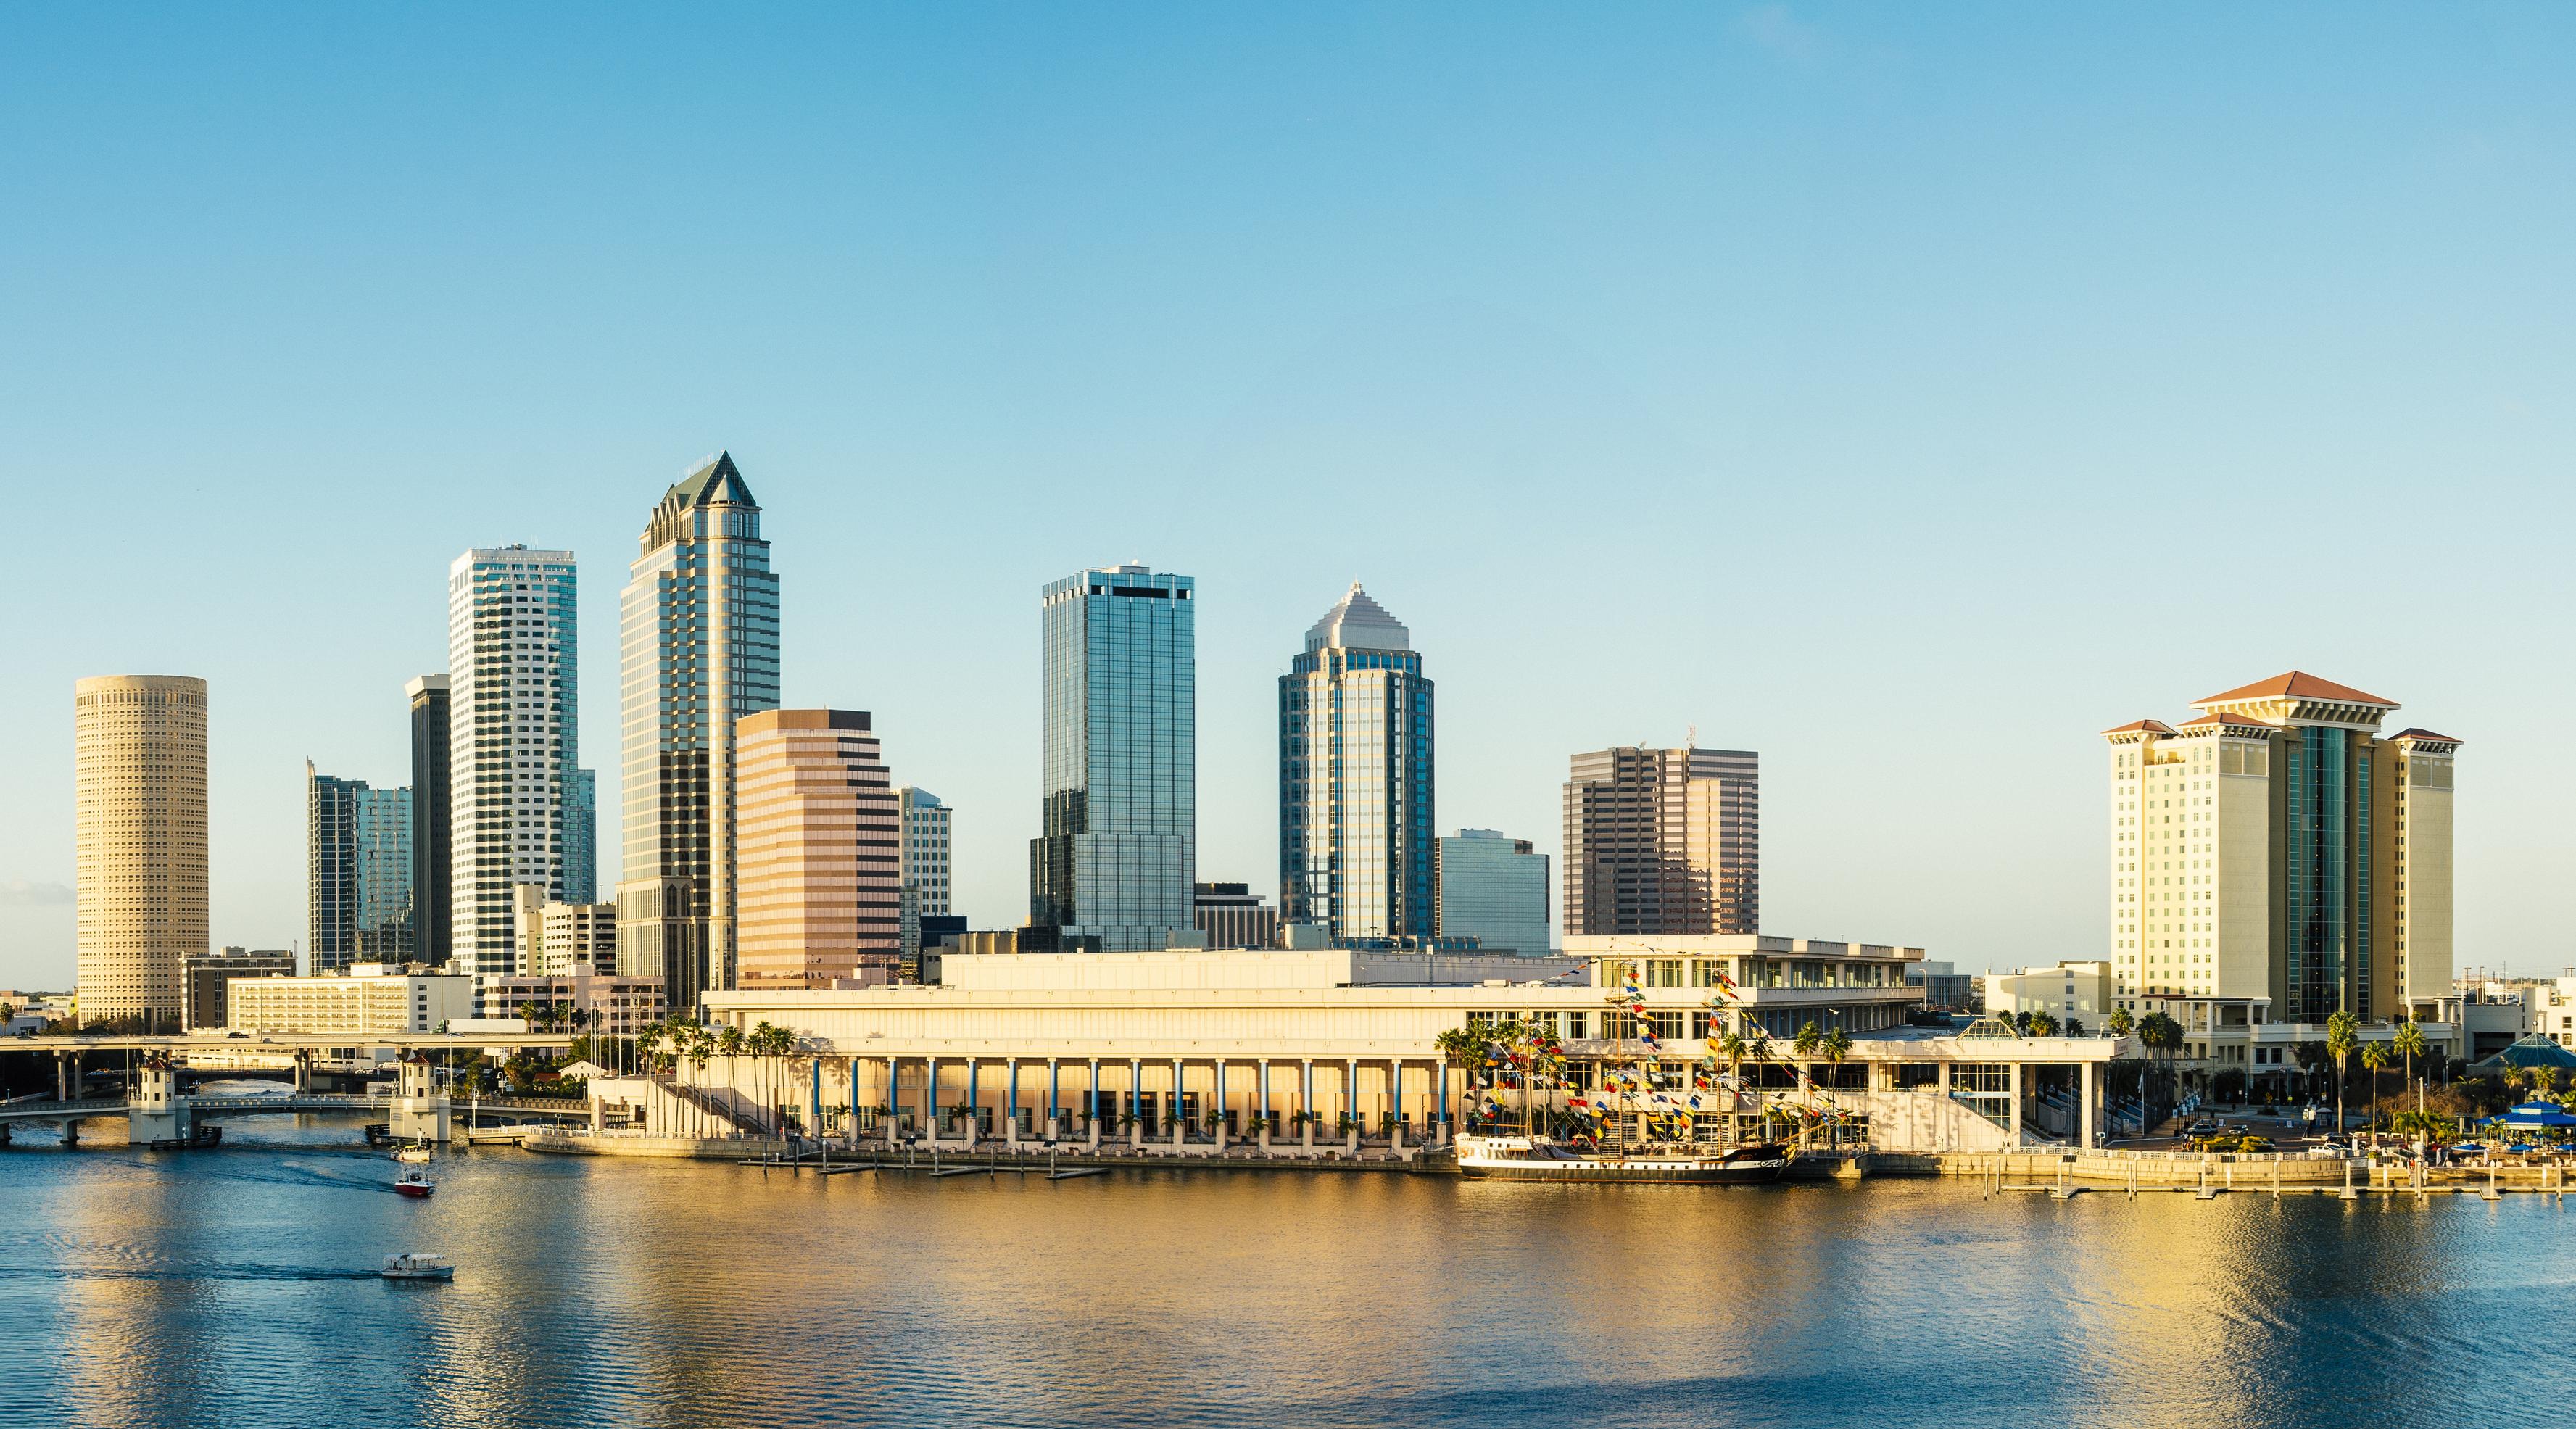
[827,1054,1455,1153]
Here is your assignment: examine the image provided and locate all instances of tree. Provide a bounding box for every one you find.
[2064,1017,2087,1038]
[2027,1011,2060,1037]
[2393,1019,2429,1117]
[2137,1012,2186,1130]
[2359,1041,2391,1143]
[1821,1027,1854,1149]
[2107,1006,2136,1039]
[2324,1010,2358,1136]
[1433,1025,1486,1132]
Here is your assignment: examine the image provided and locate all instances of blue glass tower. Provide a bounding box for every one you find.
[1030,564,1196,952]
[1279,584,1435,941]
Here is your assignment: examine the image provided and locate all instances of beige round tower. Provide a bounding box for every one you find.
[74,675,208,1028]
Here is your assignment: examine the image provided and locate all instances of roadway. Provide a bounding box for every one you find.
[8,1030,578,1053]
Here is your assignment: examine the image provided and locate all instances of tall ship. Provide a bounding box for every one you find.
[1451,958,1791,1185]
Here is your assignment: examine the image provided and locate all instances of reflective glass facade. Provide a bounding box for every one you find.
[1433,829,1548,955]
[564,768,596,906]
[310,770,415,971]
[355,786,414,961]
[616,453,781,1009]
[1030,565,1195,952]
[1278,584,1434,940]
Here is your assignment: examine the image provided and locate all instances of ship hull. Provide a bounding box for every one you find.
[1458,1146,1791,1185]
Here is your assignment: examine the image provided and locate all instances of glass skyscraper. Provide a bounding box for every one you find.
[406,674,450,962]
[355,786,414,961]
[616,452,781,1009]
[564,768,597,906]
[1434,829,1548,956]
[447,545,579,979]
[310,764,414,969]
[1278,584,1434,940]
[1029,564,1195,953]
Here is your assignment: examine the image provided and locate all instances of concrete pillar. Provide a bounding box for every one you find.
[1257,1059,1272,1151]
[2008,1061,2024,1144]
[1046,1057,1061,1142]
[1346,1058,1360,1156]
[1391,1061,1406,1153]
[964,1059,979,1146]
[1301,1059,1315,1154]
[1937,1061,1951,1096]
[1129,1059,1143,1149]
[885,1059,902,1147]
[1170,1058,1185,1153]
[2081,1061,2097,1148]
[924,1056,939,1149]
[1006,1059,1020,1147]
[1214,1060,1228,1152]
[57,1053,70,1102]
[1087,1058,1101,1149]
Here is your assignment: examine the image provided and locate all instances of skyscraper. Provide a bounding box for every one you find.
[1029,563,1196,953]
[899,787,952,918]
[74,675,207,1027]
[1562,745,1760,937]
[1278,583,1434,941]
[407,674,451,963]
[2103,671,2459,1022]
[308,763,365,972]
[617,452,781,1010]
[447,546,579,980]
[734,709,901,989]
[355,786,414,961]
[1434,829,1550,956]
[564,769,597,906]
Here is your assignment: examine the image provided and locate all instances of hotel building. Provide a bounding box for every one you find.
[617,453,782,1008]
[73,675,208,1027]
[2103,671,2459,1024]
[1278,584,1435,941]
[447,546,579,979]
[1029,564,1196,953]
[1562,745,1758,937]
[227,964,476,1036]
[734,709,902,989]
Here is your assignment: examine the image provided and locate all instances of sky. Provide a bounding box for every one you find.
[5,5,2574,988]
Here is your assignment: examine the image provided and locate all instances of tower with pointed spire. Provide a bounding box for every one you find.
[1278,583,1436,941]
[616,452,781,1011]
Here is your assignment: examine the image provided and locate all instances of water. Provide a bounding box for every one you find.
[1,1118,2569,1428]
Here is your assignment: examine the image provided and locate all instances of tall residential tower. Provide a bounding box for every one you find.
[447,546,579,979]
[2103,671,2458,1023]
[406,675,451,962]
[616,453,781,1010]
[73,675,207,1026]
[1278,584,1435,941]
[1029,564,1196,953]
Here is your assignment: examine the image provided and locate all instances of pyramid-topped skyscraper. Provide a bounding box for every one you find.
[1279,582,1435,942]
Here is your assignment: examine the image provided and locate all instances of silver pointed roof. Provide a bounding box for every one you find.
[1305,582,1411,653]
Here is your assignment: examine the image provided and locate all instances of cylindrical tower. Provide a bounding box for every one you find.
[74,674,208,1027]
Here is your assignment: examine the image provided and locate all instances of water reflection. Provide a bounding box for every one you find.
[2,1132,2572,1428]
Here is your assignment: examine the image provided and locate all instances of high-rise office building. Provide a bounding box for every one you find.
[1561,745,1760,937]
[355,787,413,961]
[1278,583,1435,941]
[447,546,579,980]
[406,674,451,963]
[74,675,207,1026]
[308,763,365,973]
[1029,564,1196,953]
[1434,829,1550,956]
[617,453,781,1010]
[734,710,900,989]
[2103,671,2459,1022]
[564,769,597,906]
[899,787,952,917]
[1193,882,1278,950]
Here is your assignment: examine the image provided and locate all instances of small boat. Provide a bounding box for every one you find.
[392,1146,432,1164]
[394,1171,436,1198]
[381,1253,454,1281]
[1456,1134,1792,1185]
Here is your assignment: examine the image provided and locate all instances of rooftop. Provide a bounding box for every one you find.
[2193,671,2398,711]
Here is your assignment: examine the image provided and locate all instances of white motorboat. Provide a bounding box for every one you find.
[392,1146,432,1164]
[381,1253,454,1281]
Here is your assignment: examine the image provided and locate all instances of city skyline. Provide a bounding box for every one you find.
[11,8,2575,985]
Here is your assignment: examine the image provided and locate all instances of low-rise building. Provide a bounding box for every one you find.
[1194,882,1279,950]
[183,947,296,1030]
[475,963,667,1040]
[1908,959,1977,1013]
[1980,961,2114,1031]
[225,964,474,1035]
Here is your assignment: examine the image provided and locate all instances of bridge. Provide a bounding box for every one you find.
[0,1061,587,1148]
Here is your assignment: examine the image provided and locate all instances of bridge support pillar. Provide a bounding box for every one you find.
[62,1118,80,1146]
[390,1057,450,1145]
[128,1061,194,1149]
[57,1053,71,1101]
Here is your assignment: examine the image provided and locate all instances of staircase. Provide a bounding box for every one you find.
[659,1080,774,1138]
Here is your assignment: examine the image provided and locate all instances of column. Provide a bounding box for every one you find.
[1390,1061,1406,1153]
[1129,1059,1143,1148]
[847,1057,860,1147]
[1170,1057,1185,1153]
[1088,1058,1101,1149]
[924,1056,939,1148]
[1257,1059,1272,1151]
[885,1058,901,1147]
[1006,1059,1021,1147]
[1437,1056,1451,1141]
[2080,1061,2097,1148]
[965,1058,980,1146]
[1301,1059,1315,1153]
[1047,1057,1061,1141]
[2008,1061,2024,1143]
[1214,1060,1229,1152]
[1346,1057,1360,1153]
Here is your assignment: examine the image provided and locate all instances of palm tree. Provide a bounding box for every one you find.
[2394,1018,2429,1119]
[1789,1022,1823,1146]
[1821,1027,1854,1149]
[2107,1006,2136,1039]
[2325,1010,2358,1137]
[2360,1041,2391,1145]
[1433,1025,1485,1134]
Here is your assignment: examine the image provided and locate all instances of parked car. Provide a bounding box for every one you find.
[2185,1119,2218,1136]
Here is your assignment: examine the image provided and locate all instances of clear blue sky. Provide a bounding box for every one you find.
[6,5,2572,988]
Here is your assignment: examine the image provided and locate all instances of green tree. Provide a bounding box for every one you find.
[2107,1006,2136,1039]
[2027,1011,2060,1037]
[2393,1018,2429,1116]
[2325,1010,2358,1135]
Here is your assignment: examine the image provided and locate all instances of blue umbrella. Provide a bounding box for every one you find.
[2488,1101,2576,1128]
